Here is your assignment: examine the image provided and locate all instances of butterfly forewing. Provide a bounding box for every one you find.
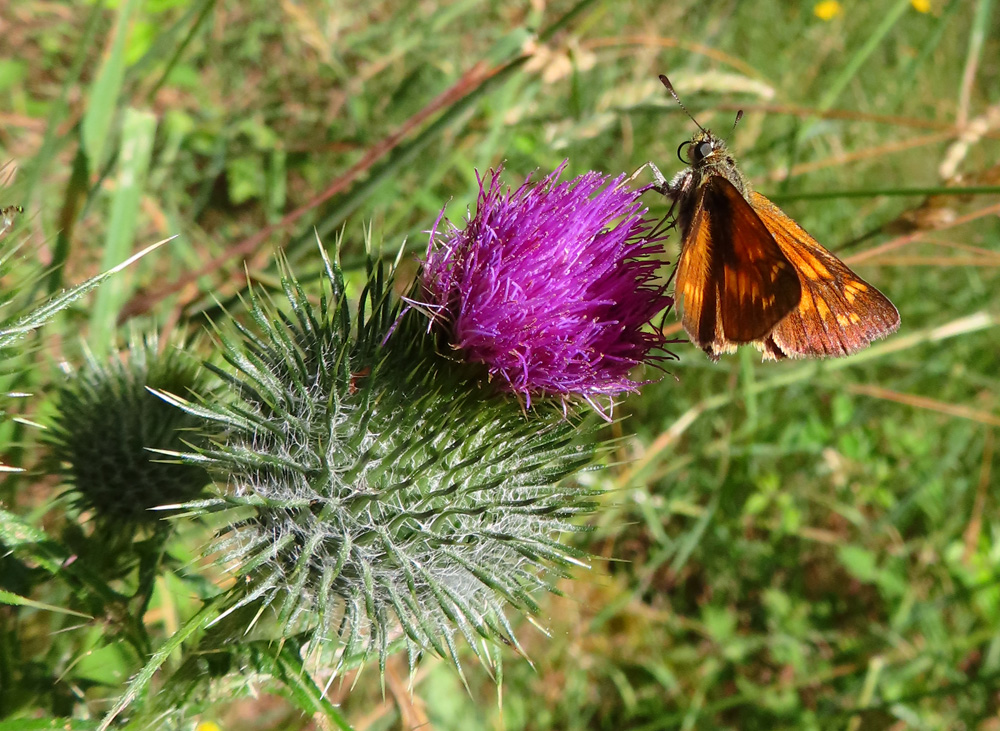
[706,178,802,342]
[749,191,900,359]
[676,175,802,356]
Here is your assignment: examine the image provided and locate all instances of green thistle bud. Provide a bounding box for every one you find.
[176,249,599,676]
[45,331,212,523]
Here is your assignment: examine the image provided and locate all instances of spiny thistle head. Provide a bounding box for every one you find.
[420,163,673,413]
[45,331,212,523]
[175,247,601,677]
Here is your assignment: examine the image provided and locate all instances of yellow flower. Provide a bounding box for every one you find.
[814,1,843,21]
[911,0,931,12]
[195,723,221,731]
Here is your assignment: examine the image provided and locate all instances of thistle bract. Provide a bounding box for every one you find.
[176,249,599,676]
[421,164,672,412]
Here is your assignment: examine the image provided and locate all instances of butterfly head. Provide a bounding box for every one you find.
[679,131,732,169]
[672,129,750,204]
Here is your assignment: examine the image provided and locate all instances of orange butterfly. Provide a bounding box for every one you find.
[650,75,899,361]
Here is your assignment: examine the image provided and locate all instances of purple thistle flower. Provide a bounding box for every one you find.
[420,163,673,414]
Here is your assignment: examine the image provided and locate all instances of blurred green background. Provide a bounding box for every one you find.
[3,0,1000,728]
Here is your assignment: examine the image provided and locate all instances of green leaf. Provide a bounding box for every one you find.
[837,544,879,584]
[1,237,171,352]
[0,588,91,618]
[271,644,355,730]
[0,721,98,731]
[98,599,223,730]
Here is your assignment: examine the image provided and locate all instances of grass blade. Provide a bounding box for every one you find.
[88,108,158,355]
[80,0,140,171]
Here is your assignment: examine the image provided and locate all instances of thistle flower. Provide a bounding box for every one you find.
[45,332,212,523]
[420,163,672,413]
[171,248,600,679]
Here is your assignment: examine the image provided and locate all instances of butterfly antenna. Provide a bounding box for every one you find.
[722,109,745,145]
[659,74,707,134]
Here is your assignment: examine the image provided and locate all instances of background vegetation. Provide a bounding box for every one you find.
[3,0,1000,728]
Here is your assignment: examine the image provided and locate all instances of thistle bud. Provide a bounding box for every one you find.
[45,332,211,524]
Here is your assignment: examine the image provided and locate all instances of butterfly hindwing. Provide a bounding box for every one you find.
[749,191,900,359]
[676,196,721,353]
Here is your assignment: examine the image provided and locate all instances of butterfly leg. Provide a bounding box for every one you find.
[625,162,680,242]
[646,161,671,195]
[629,161,673,197]
[643,162,683,230]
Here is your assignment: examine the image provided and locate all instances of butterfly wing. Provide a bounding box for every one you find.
[677,176,802,352]
[675,190,723,356]
[708,178,802,343]
[749,191,900,360]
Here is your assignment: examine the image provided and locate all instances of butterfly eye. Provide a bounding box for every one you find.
[695,141,714,160]
[676,140,694,164]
